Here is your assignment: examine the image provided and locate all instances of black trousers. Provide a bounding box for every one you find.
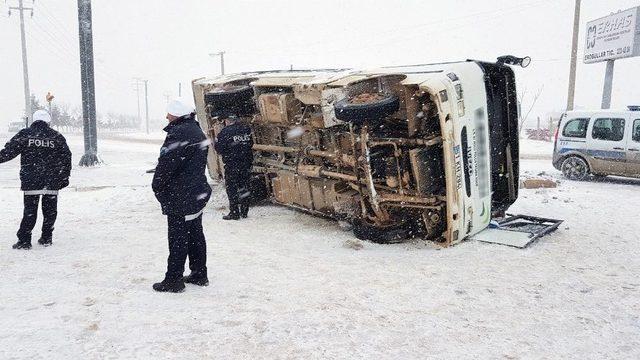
[17,194,58,243]
[224,166,251,213]
[165,214,207,280]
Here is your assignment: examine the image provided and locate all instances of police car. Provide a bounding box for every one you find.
[553,106,640,180]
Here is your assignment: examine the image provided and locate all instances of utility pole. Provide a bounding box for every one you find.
[601,60,615,109]
[209,51,226,74]
[178,82,182,97]
[132,79,141,126]
[8,0,34,125]
[163,92,172,104]
[143,79,149,134]
[77,0,100,166]
[135,78,149,133]
[566,0,581,111]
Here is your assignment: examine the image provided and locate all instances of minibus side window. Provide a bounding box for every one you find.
[562,118,589,138]
[633,120,640,142]
[592,118,625,141]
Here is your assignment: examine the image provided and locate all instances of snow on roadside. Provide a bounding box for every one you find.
[519,138,554,159]
[110,131,167,141]
[0,135,639,359]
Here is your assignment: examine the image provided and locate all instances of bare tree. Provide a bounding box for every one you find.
[518,85,543,136]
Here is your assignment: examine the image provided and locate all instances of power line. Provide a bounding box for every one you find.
[30,17,79,60]
[37,0,76,35]
[24,28,77,74]
[27,3,123,96]
[24,35,118,100]
[24,24,122,98]
[33,8,80,55]
[33,4,124,85]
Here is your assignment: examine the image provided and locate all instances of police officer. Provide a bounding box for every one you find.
[0,110,72,249]
[152,98,212,293]
[214,114,253,220]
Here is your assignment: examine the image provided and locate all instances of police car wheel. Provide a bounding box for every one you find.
[334,93,399,125]
[561,156,589,180]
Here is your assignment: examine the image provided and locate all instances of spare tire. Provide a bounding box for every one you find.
[334,93,399,125]
[205,85,255,117]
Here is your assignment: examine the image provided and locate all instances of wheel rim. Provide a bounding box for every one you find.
[563,158,587,179]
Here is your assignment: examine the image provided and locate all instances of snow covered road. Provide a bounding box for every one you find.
[0,134,639,359]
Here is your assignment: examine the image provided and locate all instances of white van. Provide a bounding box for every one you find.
[553,107,640,180]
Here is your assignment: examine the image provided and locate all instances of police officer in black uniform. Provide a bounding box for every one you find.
[0,110,72,249]
[151,99,212,293]
[214,115,253,220]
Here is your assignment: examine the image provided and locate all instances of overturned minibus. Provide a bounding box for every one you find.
[192,56,527,246]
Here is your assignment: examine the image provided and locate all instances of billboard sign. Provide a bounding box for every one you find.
[584,6,640,63]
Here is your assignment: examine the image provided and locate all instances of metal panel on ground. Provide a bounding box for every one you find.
[472,215,563,248]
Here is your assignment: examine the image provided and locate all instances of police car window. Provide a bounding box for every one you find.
[592,118,625,142]
[633,120,640,142]
[562,118,589,138]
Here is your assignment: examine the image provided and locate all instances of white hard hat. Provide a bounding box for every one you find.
[166,98,195,117]
[33,110,52,123]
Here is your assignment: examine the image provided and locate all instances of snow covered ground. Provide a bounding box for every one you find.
[1,133,639,359]
[519,138,555,159]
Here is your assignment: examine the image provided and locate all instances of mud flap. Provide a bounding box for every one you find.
[472,214,563,248]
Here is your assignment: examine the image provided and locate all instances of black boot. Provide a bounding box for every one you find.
[183,272,209,286]
[12,241,32,250]
[152,278,185,293]
[38,237,53,247]
[223,205,240,220]
[223,212,240,220]
[240,203,249,218]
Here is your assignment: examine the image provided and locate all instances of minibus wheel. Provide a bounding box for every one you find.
[205,85,255,117]
[561,156,589,180]
[248,175,270,203]
[205,85,254,105]
[352,218,408,243]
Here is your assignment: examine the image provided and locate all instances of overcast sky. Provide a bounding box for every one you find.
[1,0,639,129]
